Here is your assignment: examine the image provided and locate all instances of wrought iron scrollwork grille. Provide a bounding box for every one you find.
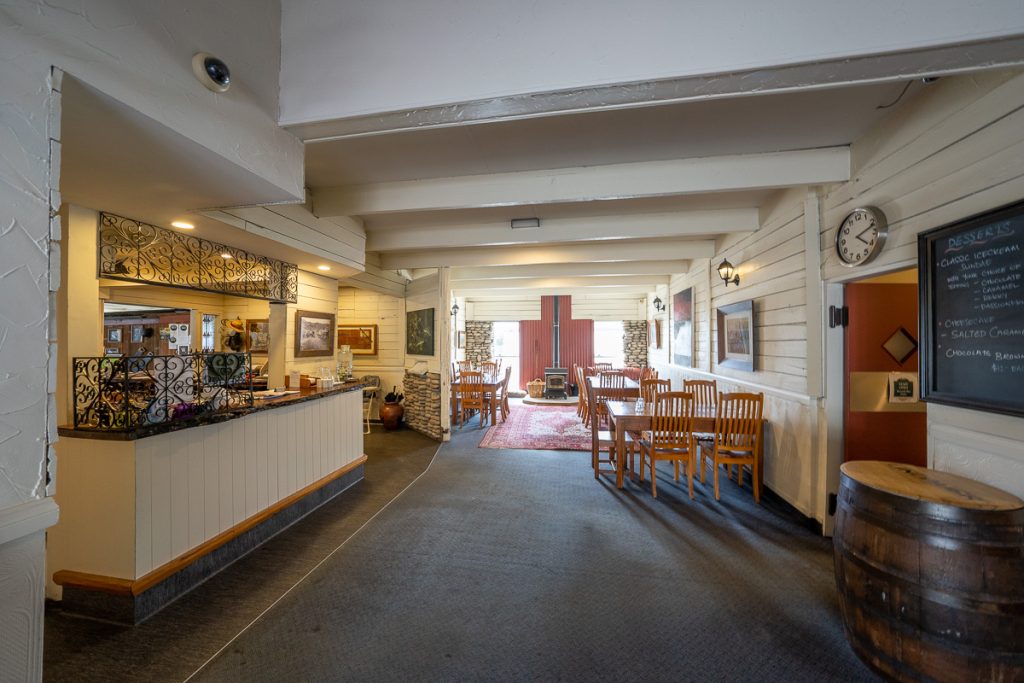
[73,352,254,431]
[98,212,298,303]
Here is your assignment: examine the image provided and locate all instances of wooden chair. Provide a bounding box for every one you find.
[638,392,697,499]
[478,360,498,378]
[703,392,764,503]
[458,360,475,374]
[639,366,658,381]
[589,379,628,481]
[685,378,717,477]
[576,366,589,423]
[593,362,613,373]
[495,366,512,422]
[455,371,488,428]
[640,377,671,404]
[594,371,627,427]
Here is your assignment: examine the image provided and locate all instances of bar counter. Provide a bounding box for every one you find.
[49,379,367,623]
[57,381,367,441]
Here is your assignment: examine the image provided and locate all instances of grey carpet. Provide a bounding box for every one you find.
[191,421,878,682]
[44,428,438,683]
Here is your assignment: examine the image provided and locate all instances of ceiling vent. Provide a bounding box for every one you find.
[510,217,540,230]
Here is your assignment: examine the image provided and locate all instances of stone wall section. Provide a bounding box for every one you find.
[403,371,442,440]
[623,320,648,367]
[465,321,493,363]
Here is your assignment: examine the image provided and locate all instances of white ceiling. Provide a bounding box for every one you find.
[305,82,909,186]
[58,76,355,278]
[302,80,930,295]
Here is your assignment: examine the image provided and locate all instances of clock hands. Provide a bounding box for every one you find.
[855,226,874,244]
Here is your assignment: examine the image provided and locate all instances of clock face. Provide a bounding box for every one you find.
[836,207,887,266]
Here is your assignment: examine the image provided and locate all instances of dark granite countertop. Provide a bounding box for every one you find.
[58,381,367,441]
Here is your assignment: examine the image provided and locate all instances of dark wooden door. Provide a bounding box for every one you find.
[844,282,926,465]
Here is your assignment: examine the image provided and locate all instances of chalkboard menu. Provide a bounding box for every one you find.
[918,199,1024,417]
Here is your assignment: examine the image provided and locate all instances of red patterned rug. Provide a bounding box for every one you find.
[478,403,590,451]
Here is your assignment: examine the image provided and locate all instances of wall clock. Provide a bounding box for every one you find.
[835,206,888,266]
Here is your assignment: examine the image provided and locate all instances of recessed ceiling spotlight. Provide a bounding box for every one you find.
[220,253,233,259]
[318,265,331,271]
[171,221,194,230]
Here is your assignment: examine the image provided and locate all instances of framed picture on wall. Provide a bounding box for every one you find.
[716,299,755,372]
[406,308,435,356]
[671,288,693,367]
[246,319,270,353]
[107,327,122,343]
[457,330,466,349]
[131,325,143,343]
[337,324,378,355]
[294,310,336,358]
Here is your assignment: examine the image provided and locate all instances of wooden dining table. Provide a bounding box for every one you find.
[603,400,764,490]
[450,374,502,427]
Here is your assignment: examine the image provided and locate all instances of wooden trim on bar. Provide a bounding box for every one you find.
[53,455,368,596]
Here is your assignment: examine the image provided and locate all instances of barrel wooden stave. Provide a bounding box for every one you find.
[834,465,1024,683]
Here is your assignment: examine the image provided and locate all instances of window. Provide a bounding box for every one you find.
[492,321,520,389]
[593,320,625,368]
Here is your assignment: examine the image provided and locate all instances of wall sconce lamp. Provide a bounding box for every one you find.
[652,297,665,313]
[718,258,740,287]
[451,303,459,317]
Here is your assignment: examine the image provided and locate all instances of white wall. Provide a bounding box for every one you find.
[337,287,406,417]
[819,69,1024,498]
[286,271,342,378]
[465,292,646,322]
[280,0,1024,123]
[1,4,303,674]
[405,272,443,374]
[652,69,1024,525]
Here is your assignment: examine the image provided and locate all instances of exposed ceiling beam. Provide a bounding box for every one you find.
[452,275,669,291]
[366,209,756,251]
[314,148,849,217]
[451,260,687,280]
[456,285,655,298]
[285,36,1024,141]
[379,239,715,269]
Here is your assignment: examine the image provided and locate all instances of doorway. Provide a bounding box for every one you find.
[843,269,927,466]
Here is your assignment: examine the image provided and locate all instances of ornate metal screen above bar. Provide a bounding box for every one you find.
[73,352,254,431]
[98,212,298,303]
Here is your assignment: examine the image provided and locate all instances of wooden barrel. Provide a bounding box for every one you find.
[833,461,1024,682]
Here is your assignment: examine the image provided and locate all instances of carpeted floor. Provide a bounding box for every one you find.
[477,402,590,451]
[189,424,879,682]
[43,428,439,683]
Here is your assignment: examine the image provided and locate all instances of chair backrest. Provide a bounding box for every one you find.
[478,361,497,378]
[593,362,613,373]
[501,365,511,390]
[714,392,764,452]
[683,379,717,407]
[458,371,485,405]
[650,391,695,448]
[458,360,475,374]
[576,367,589,407]
[598,371,626,389]
[639,366,658,381]
[640,378,671,404]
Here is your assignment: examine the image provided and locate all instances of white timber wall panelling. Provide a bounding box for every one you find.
[819,70,1024,498]
[338,286,406,417]
[47,390,363,594]
[286,271,343,378]
[465,292,646,322]
[654,188,819,519]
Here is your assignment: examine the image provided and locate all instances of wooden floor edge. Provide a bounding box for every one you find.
[53,456,368,597]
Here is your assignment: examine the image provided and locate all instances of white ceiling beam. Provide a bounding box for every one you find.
[452,275,669,291]
[366,209,756,251]
[314,148,849,216]
[379,239,715,269]
[456,285,655,298]
[451,260,687,280]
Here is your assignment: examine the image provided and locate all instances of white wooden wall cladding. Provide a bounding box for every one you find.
[49,391,363,585]
[135,390,362,576]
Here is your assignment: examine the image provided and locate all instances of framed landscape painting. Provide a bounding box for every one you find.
[294,310,335,358]
[716,299,755,371]
[671,288,693,367]
[246,319,270,353]
[406,308,435,356]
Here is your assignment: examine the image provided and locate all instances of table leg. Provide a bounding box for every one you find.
[490,393,496,427]
[615,417,625,489]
